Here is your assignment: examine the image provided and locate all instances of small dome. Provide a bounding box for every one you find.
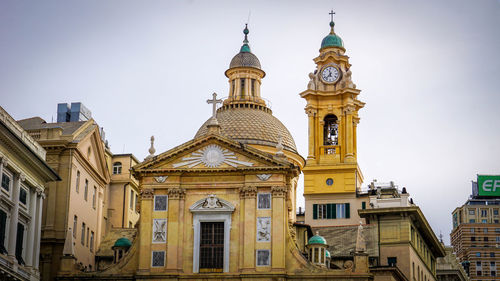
[229,52,261,70]
[113,237,132,248]
[320,20,343,49]
[325,250,331,258]
[308,233,327,245]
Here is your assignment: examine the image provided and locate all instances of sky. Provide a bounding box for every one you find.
[1,0,499,245]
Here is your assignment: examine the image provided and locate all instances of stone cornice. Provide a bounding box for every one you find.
[167,187,186,199]
[239,186,257,198]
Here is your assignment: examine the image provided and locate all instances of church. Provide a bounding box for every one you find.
[53,14,447,281]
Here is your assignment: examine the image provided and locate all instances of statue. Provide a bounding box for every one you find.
[307,72,316,90]
[355,221,366,253]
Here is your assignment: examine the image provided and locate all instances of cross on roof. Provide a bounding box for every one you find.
[329,10,335,22]
[207,92,222,118]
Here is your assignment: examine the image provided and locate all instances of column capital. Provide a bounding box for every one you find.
[343,105,356,114]
[141,188,154,200]
[271,186,287,197]
[239,186,257,199]
[0,157,7,166]
[305,108,317,117]
[19,173,26,182]
[167,187,186,200]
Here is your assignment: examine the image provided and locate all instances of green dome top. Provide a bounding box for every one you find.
[325,250,331,258]
[240,24,251,53]
[113,237,132,248]
[320,20,343,49]
[308,232,327,245]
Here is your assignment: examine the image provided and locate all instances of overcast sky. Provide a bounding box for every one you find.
[1,0,499,245]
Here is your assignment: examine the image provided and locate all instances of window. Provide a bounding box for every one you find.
[494,209,499,216]
[476,252,481,257]
[323,115,338,146]
[135,194,138,212]
[484,237,489,241]
[151,251,165,267]
[0,210,7,254]
[75,171,80,193]
[491,261,496,267]
[477,261,482,267]
[19,187,27,206]
[470,219,476,223]
[387,257,397,266]
[490,252,495,257]
[496,237,500,242]
[477,271,482,276]
[257,193,271,209]
[251,79,255,95]
[472,228,476,233]
[86,227,89,246]
[492,271,497,277]
[81,222,86,245]
[471,237,476,241]
[313,203,350,219]
[90,231,94,253]
[73,216,77,238]
[484,228,488,233]
[256,249,270,266]
[200,222,224,270]
[481,209,488,217]
[15,223,25,265]
[129,221,133,228]
[496,228,500,233]
[482,219,487,223]
[92,186,96,209]
[362,201,366,210]
[113,162,122,174]
[154,195,168,211]
[130,190,134,210]
[84,179,88,201]
[469,209,476,215]
[240,79,245,96]
[1,172,11,192]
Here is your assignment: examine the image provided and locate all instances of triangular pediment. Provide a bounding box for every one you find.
[75,123,110,183]
[134,134,290,172]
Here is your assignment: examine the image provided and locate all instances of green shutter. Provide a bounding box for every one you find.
[326,204,331,219]
[346,203,350,218]
[313,204,318,219]
[332,204,337,219]
[362,202,366,210]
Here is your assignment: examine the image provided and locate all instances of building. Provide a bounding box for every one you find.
[437,246,469,281]
[17,104,139,280]
[450,175,500,281]
[300,16,366,227]
[0,106,60,280]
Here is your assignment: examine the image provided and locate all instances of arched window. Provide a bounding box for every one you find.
[113,162,122,175]
[323,115,338,146]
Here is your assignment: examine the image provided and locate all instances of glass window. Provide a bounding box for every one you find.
[470,219,476,223]
[15,223,25,265]
[84,179,88,201]
[92,186,96,209]
[19,187,27,206]
[154,195,168,211]
[257,193,271,209]
[484,228,488,233]
[113,162,122,174]
[130,190,134,209]
[81,222,85,245]
[90,231,94,253]
[86,227,89,247]
[318,204,327,219]
[0,210,7,254]
[135,194,138,212]
[471,237,476,241]
[75,171,80,193]
[151,251,165,267]
[73,216,77,238]
[494,209,499,216]
[491,252,495,257]
[1,173,10,192]
[482,219,488,223]
[476,252,481,257]
[469,209,476,215]
[336,203,346,218]
[481,209,488,217]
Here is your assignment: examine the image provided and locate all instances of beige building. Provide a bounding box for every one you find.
[0,106,59,280]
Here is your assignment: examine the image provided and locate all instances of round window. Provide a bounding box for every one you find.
[326,178,334,186]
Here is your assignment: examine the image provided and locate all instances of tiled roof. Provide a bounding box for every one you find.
[95,228,137,257]
[313,225,379,257]
[195,107,297,153]
[17,117,86,135]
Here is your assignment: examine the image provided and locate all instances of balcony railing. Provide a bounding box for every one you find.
[320,145,339,155]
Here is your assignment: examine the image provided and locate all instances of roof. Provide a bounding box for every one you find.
[314,224,378,257]
[308,234,327,245]
[96,228,137,257]
[17,117,87,135]
[359,206,446,257]
[113,237,132,248]
[195,107,298,153]
[229,52,261,70]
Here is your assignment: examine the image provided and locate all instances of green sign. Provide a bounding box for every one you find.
[477,175,500,196]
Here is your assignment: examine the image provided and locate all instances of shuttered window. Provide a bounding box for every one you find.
[16,223,25,265]
[0,210,6,254]
[312,203,350,219]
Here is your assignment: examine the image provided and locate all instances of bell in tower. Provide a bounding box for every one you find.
[301,12,366,228]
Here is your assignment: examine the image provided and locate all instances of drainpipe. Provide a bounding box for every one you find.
[122,183,129,228]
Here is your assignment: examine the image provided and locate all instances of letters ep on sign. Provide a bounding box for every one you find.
[477,175,500,196]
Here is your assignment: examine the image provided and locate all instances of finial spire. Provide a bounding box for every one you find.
[145,136,156,160]
[240,24,251,53]
[329,10,336,34]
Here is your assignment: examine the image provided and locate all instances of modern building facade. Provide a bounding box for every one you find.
[450,177,500,281]
[0,106,60,280]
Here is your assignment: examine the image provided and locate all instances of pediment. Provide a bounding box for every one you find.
[189,194,235,213]
[134,134,290,172]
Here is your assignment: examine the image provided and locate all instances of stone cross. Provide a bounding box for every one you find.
[207,93,222,118]
[329,10,335,22]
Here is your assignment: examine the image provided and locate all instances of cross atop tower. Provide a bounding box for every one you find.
[329,10,335,22]
[207,92,222,118]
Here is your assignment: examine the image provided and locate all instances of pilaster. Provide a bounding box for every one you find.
[34,190,44,269]
[166,188,185,272]
[8,173,23,261]
[271,186,286,271]
[239,186,256,272]
[25,188,37,267]
[138,188,154,271]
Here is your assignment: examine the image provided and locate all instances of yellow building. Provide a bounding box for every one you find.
[0,106,59,281]
[300,14,366,227]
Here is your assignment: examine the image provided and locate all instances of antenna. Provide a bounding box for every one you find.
[247,10,251,25]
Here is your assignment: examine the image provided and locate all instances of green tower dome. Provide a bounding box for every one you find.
[113,237,132,248]
[325,250,331,258]
[308,232,327,245]
[320,19,343,49]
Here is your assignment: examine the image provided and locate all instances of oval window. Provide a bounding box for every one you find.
[326,178,334,186]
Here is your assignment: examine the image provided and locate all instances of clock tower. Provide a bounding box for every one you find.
[301,14,366,227]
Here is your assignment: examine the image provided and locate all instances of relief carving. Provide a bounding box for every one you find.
[141,188,154,200]
[271,186,287,197]
[167,187,186,199]
[239,186,257,198]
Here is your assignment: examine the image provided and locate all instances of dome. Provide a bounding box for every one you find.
[325,250,331,258]
[308,234,327,245]
[195,107,297,153]
[229,52,261,70]
[113,237,132,248]
[320,21,343,49]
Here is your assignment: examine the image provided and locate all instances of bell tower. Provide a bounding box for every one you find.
[301,13,366,227]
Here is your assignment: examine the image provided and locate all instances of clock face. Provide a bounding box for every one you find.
[321,66,340,83]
